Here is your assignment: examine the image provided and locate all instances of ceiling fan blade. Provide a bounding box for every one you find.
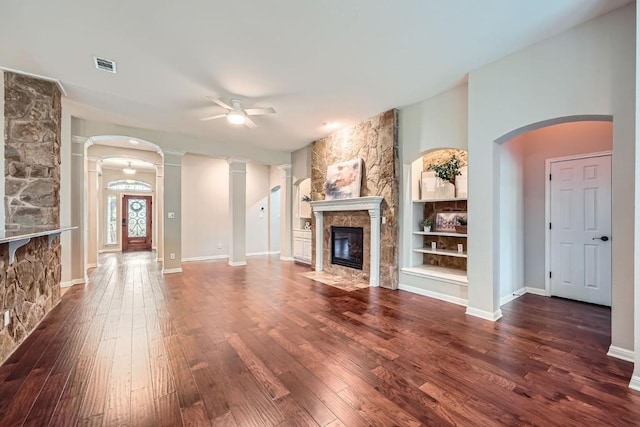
[209,97,232,110]
[245,107,276,116]
[200,114,227,121]
[244,117,257,128]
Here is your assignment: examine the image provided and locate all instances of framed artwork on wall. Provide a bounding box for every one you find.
[325,158,363,200]
[435,211,467,232]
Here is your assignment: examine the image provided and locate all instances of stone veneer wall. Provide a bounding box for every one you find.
[311,110,399,289]
[0,236,61,362]
[4,72,61,230]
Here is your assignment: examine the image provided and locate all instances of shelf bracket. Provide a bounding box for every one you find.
[8,238,31,264]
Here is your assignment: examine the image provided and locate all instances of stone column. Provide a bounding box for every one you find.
[4,72,62,230]
[163,151,183,274]
[227,158,247,266]
[85,156,99,269]
[279,164,293,261]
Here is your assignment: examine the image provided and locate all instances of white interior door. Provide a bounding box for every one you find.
[550,154,611,306]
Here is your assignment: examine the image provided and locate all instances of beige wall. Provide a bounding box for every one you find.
[521,121,613,289]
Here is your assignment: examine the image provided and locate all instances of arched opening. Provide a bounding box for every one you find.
[80,136,164,271]
[493,115,614,325]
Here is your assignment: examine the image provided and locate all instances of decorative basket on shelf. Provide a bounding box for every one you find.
[454,225,467,234]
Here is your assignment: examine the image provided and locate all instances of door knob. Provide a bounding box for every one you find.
[592,236,609,241]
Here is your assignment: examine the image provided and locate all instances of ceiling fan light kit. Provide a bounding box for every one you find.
[201,97,275,128]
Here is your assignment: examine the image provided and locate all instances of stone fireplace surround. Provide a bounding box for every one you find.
[310,196,383,287]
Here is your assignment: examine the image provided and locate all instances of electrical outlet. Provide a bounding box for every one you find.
[4,311,10,327]
[167,212,175,219]
[170,253,176,260]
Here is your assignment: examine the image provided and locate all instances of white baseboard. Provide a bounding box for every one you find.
[500,287,527,306]
[99,247,121,253]
[280,256,295,262]
[61,278,85,288]
[629,376,640,391]
[246,251,277,257]
[397,283,467,307]
[182,255,228,263]
[466,307,503,322]
[86,263,97,269]
[162,268,183,274]
[607,345,635,363]
[228,261,247,267]
[525,286,550,296]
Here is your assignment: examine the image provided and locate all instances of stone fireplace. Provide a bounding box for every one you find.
[310,109,399,289]
[310,196,383,286]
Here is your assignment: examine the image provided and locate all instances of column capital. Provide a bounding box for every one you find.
[164,149,186,157]
[278,163,293,170]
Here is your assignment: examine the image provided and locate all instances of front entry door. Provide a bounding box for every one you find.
[122,195,152,251]
[550,154,611,306]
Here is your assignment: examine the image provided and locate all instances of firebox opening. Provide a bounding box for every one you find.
[331,226,364,270]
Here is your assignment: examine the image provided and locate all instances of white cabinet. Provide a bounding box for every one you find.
[293,229,312,264]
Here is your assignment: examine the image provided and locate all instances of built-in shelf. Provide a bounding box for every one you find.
[413,197,467,203]
[413,247,467,258]
[401,265,468,285]
[413,231,467,237]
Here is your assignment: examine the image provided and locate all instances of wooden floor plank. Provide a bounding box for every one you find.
[0,251,636,426]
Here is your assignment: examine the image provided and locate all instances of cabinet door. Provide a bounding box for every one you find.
[302,238,312,261]
[293,238,304,258]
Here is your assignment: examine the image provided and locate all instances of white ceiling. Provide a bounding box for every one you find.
[0,0,630,152]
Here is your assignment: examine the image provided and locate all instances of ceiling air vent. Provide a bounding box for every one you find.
[94,56,117,73]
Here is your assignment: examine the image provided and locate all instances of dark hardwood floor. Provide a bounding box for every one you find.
[0,251,638,426]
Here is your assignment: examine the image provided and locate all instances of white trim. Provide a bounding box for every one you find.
[162,268,183,274]
[525,286,550,297]
[629,376,640,391]
[0,66,67,96]
[280,256,295,262]
[246,251,280,257]
[465,307,503,322]
[398,284,467,307]
[607,345,635,363]
[228,261,247,267]
[86,263,97,269]
[61,278,85,288]
[500,287,527,306]
[182,255,228,263]
[99,247,121,253]
[545,151,612,298]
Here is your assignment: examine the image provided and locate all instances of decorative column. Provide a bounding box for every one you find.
[369,208,381,287]
[85,156,99,269]
[155,164,164,262]
[163,151,183,274]
[279,164,293,261]
[228,158,248,266]
[313,210,323,271]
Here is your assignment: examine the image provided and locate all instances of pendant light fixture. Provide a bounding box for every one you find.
[122,161,136,175]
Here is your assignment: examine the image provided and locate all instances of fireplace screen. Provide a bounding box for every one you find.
[331,226,364,270]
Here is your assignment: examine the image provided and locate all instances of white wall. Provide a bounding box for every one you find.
[398,84,469,296]
[467,2,634,345]
[246,162,271,255]
[181,154,229,260]
[180,155,271,260]
[522,121,613,289]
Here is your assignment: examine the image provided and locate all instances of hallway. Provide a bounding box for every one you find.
[0,252,638,426]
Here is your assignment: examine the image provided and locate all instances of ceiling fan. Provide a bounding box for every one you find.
[200,98,276,128]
